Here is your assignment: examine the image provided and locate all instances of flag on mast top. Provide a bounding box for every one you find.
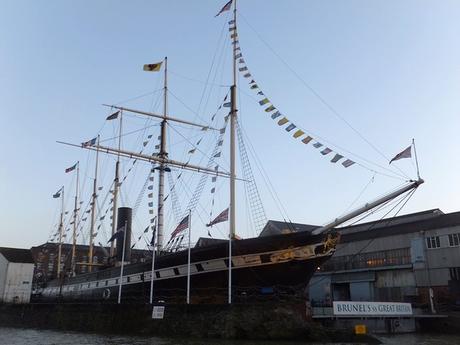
[106,111,120,121]
[65,162,78,173]
[143,61,163,72]
[215,0,233,17]
[52,187,62,198]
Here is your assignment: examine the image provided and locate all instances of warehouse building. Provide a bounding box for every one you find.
[0,247,35,303]
[307,209,460,311]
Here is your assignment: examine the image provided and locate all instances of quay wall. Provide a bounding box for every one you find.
[0,302,378,342]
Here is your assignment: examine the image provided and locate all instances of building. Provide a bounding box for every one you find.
[0,247,35,303]
[31,242,151,284]
[262,209,460,310]
[308,209,460,309]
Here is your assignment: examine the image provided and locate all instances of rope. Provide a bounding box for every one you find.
[237,10,411,180]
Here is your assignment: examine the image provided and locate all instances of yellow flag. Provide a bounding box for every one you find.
[277,117,289,126]
[293,130,305,138]
[143,62,163,72]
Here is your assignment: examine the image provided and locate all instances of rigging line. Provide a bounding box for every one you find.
[239,123,292,223]
[196,14,229,116]
[237,95,405,182]
[170,70,230,88]
[172,43,228,166]
[236,118,267,235]
[177,176,226,240]
[237,10,411,180]
[95,198,108,243]
[310,188,417,288]
[239,81,296,236]
[343,191,408,227]
[201,25,231,119]
[167,123,231,173]
[167,171,183,223]
[99,123,160,144]
[149,79,164,114]
[341,173,376,215]
[113,88,164,106]
[172,43,231,164]
[344,188,417,254]
[237,80,406,181]
[167,89,212,126]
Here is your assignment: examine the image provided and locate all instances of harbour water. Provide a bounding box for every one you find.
[1,328,460,345]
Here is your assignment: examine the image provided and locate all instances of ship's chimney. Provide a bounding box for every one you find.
[116,207,132,263]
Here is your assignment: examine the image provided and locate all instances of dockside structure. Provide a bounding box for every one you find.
[304,209,460,309]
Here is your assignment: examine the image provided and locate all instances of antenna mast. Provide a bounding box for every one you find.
[157,57,168,251]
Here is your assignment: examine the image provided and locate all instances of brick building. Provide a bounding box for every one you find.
[30,242,150,283]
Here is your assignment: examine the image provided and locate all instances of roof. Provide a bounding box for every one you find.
[259,220,319,237]
[0,247,34,263]
[338,208,444,235]
[258,209,459,242]
[195,237,228,248]
[31,242,150,254]
[338,210,460,243]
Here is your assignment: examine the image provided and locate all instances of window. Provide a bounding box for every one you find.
[450,267,460,281]
[321,248,411,272]
[448,234,460,247]
[48,253,55,272]
[426,236,441,249]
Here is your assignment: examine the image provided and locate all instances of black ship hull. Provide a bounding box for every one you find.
[37,230,337,303]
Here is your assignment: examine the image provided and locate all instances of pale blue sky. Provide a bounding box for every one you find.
[1,1,459,248]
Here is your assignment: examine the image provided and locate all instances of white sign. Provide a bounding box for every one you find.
[333,301,412,316]
[152,306,165,319]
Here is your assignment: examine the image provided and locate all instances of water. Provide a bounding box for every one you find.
[1,327,460,345]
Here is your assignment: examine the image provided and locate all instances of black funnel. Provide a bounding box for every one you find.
[116,207,132,262]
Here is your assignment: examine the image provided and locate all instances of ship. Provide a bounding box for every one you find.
[35,0,424,304]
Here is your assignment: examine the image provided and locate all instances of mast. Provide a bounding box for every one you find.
[57,186,64,277]
[88,135,100,272]
[229,0,237,240]
[111,113,123,257]
[228,0,238,305]
[71,162,79,276]
[157,57,168,251]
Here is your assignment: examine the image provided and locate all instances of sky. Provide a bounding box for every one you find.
[0,0,459,249]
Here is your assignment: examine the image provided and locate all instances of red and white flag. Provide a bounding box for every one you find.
[389,146,412,164]
[170,215,190,239]
[215,0,232,17]
[206,208,229,227]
